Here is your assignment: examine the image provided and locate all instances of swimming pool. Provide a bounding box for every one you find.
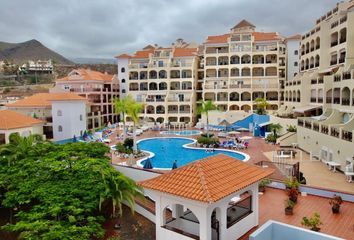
[137,137,249,169]
[160,130,201,136]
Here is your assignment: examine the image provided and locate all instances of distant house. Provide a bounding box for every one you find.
[19,60,53,74]
[6,92,87,142]
[0,109,44,144]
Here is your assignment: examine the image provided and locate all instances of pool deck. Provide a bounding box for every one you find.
[107,128,354,194]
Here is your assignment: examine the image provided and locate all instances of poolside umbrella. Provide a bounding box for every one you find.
[218,119,230,131]
[72,135,77,143]
[143,158,153,169]
[82,130,88,139]
[172,160,178,169]
[238,127,249,132]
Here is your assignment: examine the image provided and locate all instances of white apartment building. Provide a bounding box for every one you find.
[201,20,287,113]
[116,39,199,125]
[282,0,354,170]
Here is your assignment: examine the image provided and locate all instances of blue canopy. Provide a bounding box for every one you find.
[172,160,178,169]
[72,135,77,143]
[143,158,153,169]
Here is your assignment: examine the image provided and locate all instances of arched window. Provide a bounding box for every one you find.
[294,50,298,55]
[57,110,62,116]
[58,125,63,132]
[80,114,83,121]
[122,89,126,93]
[121,78,125,83]
[121,67,125,73]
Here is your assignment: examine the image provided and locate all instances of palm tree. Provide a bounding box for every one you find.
[113,95,134,140]
[268,123,282,138]
[126,100,144,152]
[197,100,217,138]
[254,98,269,115]
[0,133,43,166]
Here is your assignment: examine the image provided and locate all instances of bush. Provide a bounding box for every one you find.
[266,133,277,143]
[197,136,219,146]
[287,125,297,132]
[115,143,133,154]
[123,138,134,149]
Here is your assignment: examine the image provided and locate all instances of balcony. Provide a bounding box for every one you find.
[326,97,332,104]
[339,37,346,44]
[318,78,324,84]
[330,41,338,47]
[330,59,337,66]
[334,75,341,82]
[338,58,345,64]
[310,97,316,103]
[342,98,350,106]
[342,71,351,80]
[311,79,317,84]
[333,98,340,104]
[304,121,312,129]
[313,123,319,132]
[321,125,329,134]
[298,119,304,126]
[330,127,340,138]
[342,130,352,142]
[318,98,323,103]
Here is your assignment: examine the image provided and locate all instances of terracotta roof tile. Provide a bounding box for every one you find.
[115,54,131,59]
[139,154,273,203]
[0,110,44,130]
[57,69,114,82]
[286,34,302,41]
[6,93,86,108]
[173,48,197,57]
[252,32,281,41]
[231,19,256,30]
[131,49,154,59]
[205,34,230,44]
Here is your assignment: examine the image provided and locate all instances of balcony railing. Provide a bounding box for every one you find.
[333,98,340,104]
[330,59,337,65]
[331,41,338,47]
[313,123,319,132]
[304,121,312,129]
[310,97,316,103]
[342,98,350,106]
[342,71,351,80]
[334,75,341,82]
[321,125,329,134]
[342,130,352,142]
[330,127,340,138]
[318,98,323,103]
[338,58,345,64]
[326,97,332,104]
[298,119,304,126]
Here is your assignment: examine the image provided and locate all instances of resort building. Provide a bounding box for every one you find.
[51,69,119,129]
[0,109,44,144]
[282,0,354,171]
[6,93,87,141]
[201,20,286,113]
[116,39,200,125]
[19,59,54,74]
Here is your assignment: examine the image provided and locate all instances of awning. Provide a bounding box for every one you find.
[258,121,271,127]
[293,105,322,113]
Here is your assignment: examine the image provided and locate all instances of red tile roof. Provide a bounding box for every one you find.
[6,93,86,108]
[231,19,256,30]
[205,34,230,44]
[286,34,302,41]
[0,110,44,130]
[57,69,114,82]
[253,32,281,41]
[131,49,154,59]
[173,48,197,57]
[139,154,273,203]
[115,54,131,59]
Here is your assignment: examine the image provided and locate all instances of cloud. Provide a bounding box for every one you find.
[0,0,338,58]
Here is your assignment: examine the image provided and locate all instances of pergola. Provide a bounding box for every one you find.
[140,154,273,240]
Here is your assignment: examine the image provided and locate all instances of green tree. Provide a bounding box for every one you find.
[254,98,269,115]
[0,138,142,240]
[113,95,134,140]
[268,123,282,138]
[126,100,144,152]
[197,100,217,138]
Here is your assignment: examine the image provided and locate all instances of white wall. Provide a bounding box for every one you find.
[269,115,297,135]
[286,39,300,81]
[51,101,87,141]
[117,58,129,98]
[0,124,44,144]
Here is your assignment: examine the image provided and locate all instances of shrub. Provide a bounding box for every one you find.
[115,142,133,154]
[287,125,297,132]
[266,133,277,143]
[123,138,134,149]
[197,136,219,146]
[201,133,214,138]
[301,212,322,231]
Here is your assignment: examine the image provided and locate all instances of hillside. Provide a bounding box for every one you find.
[0,39,73,65]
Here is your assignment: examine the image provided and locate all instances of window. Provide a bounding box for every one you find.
[64,85,70,90]
[80,114,83,121]
[57,110,62,116]
[58,125,63,132]
[122,78,125,83]
[122,89,126,93]
[294,50,298,55]
[294,61,298,67]
[121,67,125,73]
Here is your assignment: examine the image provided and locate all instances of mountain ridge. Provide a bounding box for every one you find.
[0,39,73,65]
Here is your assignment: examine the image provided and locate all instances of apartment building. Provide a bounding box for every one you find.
[19,60,53,74]
[201,20,287,113]
[116,39,199,124]
[282,0,354,170]
[51,69,119,129]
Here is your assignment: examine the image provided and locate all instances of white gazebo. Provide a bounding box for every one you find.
[140,154,273,240]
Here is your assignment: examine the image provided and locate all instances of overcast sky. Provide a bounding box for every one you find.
[0,0,338,59]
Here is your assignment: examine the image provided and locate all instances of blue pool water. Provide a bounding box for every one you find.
[138,138,246,169]
[160,130,201,136]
